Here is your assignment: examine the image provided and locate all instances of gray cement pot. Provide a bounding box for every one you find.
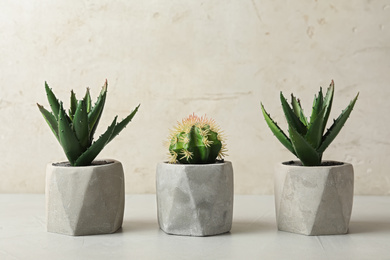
[46,160,125,236]
[274,161,354,236]
[156,161,233,236]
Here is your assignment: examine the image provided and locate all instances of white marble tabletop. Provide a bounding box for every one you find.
[0,194,389,259]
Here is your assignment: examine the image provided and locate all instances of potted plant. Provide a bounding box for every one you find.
[260,80,359,236]
[37,80,140,236]
[156,114,233,236]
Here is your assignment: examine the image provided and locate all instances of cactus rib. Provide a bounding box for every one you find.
[168,114,226,164]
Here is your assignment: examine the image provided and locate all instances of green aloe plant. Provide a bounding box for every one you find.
[37,80,140,166]
[261,81,358,166]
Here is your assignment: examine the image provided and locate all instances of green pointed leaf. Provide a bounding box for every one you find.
[74,116,117,166]
[69,90,77,121]
[58,102,84,165]
[321,81,335,134]
[309,88,324,126]
[305,107,326,149]
[107,104,140,143]
[73,100,89,149]
[318,93,359,154]
[291,94,308,126]
[289,126,322,166]
[84,88,92,114]
[88,81,107,140]
[261,103,296,156]
[45,82,60,120]
[37,104,59,142]
[280,92,307,136]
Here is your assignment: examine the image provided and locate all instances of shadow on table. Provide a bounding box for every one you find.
[231,221,276,234]
[121,220,159,233]
[349,220,390,234]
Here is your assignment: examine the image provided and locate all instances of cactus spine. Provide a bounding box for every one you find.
[168,114,227,164]
[37,80,140,166]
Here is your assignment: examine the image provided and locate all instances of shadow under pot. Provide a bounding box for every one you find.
[156,161,234,237]
[274,160,354,236]
[45,159,125,236]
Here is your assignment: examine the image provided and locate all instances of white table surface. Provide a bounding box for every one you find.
[0,194,389,260]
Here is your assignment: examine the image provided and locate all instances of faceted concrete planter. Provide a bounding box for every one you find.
[46,160,125,236]
[156,161,234,236]
[274,161,354,236]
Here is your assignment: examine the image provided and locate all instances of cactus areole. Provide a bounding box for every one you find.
[37,80,140,166]
[261,81,359,166]
[168,114,227,164]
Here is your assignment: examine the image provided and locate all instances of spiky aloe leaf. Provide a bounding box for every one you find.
[321,81,334,134]
[88,81,107,139]
[291,94,308,126]
[318,93,359,154]
[73,100,89,149]
[73,116,117,166]
[84,88,92,114]
[309,88,324,126]
[45,82,60,120]
[107,104,140,143]
[280,92,307,136]
[261,103,296,156]
[289,126,321,166]
[305,107,326,149]
[69,90,77,120]
[37,104,59,142]
[58,102,83,165]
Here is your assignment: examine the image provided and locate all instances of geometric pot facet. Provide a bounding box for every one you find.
[156,161,234,237]
[274,161,354,236]
[45,160,125,236]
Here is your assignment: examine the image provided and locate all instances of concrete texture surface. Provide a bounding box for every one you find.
[274,161,354,235]
[46,160,125,236]
[156,161,234,236]
[0,1,389,195]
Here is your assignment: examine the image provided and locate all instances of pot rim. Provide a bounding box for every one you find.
[49,159,120,168]
[159,160,231,167]
[280,160,352,169]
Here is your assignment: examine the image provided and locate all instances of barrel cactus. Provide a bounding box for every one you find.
[168,114,227,164]
[261,80,359,166]
[37,80,140,166]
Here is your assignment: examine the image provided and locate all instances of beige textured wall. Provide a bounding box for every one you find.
[1,1,389,194]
